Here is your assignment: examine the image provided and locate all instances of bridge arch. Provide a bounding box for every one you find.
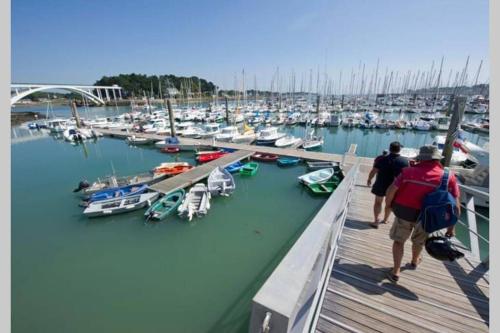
[11,85,105,106]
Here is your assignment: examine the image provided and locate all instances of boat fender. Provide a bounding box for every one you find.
[147,199,152,207]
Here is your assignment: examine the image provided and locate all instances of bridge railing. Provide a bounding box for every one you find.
[457,184,489,266]
[249,161,360,333]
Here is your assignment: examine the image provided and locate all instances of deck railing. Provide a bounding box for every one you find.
[249,161,360,333]
[457,184,489,265]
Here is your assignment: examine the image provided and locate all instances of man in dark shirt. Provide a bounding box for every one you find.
[367,142,409,228]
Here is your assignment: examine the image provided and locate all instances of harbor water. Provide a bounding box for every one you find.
[11,104,489,332]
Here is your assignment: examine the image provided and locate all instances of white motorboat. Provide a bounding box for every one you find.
[63,127,90,142]
[432,136,469,165]
[83,191,160,218]
[175,122,195,136]
[126,135,153,145]
[232,124,257,144]
[47,118,69,133]
[199,123,221,139]
[207,167,236,197]
[412,120,431,131]
[330,114,342,127]
[255,127,286,145]
[215,126,239,142]
[178,183,211,221]
[301,128,324,150]
[181,126,204,138]
[298,168,334,185]
[275,135,303,148]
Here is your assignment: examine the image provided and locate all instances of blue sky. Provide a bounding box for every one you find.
[12,0,489,90]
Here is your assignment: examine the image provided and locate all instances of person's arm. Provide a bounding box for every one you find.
[367,167,378,186]
[384,183,398,212]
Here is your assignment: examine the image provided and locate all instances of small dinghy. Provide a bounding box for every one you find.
[83,191,160,218]
[252,153,279,162]
[144,189,185,221]
[74,172,167,196]
[298,168,334,185]
[208,167,236,196]
[153,164,194,177]
[83,184,149,205]
[196,151,228,164]
[277,157,301,166]
[178,183,211,221]
[306,178,340,195]
[225,161,244,173]
[239,162,259,176]
[306,161,340,171]
[126,135,152,145]
[161,147,180,153]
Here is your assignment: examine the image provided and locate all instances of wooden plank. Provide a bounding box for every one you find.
[331,258,489,317]
[326,279,488,333]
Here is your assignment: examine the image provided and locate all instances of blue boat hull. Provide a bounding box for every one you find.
[88,184,148,203]
[277,158,300,166]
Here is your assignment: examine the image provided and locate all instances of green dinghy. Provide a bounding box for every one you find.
[306,177,340,195]
[144,189,185,221]
[239,162,259,176]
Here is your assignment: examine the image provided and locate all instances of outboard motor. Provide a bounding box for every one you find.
[73,180,90,192]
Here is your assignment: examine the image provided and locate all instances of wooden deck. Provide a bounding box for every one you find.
[315,167,489,333]
[149,149,253,194]
[97,128,374,164]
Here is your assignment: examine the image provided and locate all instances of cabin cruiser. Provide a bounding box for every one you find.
[255,127,286,145]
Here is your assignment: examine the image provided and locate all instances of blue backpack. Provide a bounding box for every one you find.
[420,168,459,233]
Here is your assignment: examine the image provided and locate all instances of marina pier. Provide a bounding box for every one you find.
[95,127,489,333]
[249,163,489,333]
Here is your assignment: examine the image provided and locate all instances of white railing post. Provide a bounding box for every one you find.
[465,193,481,260]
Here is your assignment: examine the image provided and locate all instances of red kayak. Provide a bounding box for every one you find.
[161,147,180,153]
[196,151,228,163]
[252,153,279,162]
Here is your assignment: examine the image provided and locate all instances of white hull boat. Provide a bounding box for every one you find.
[275,135,303,148]
[298,168,334,185]
[178,183,211,221]
[207,167,236,197]
[126,135,153,145]
[83,191,159,218]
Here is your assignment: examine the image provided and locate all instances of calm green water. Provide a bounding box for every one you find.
[11,136,326,333]
[12,104,489,332]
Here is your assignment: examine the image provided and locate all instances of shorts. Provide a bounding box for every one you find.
[371,182,389,197]
[389,217,428,246]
